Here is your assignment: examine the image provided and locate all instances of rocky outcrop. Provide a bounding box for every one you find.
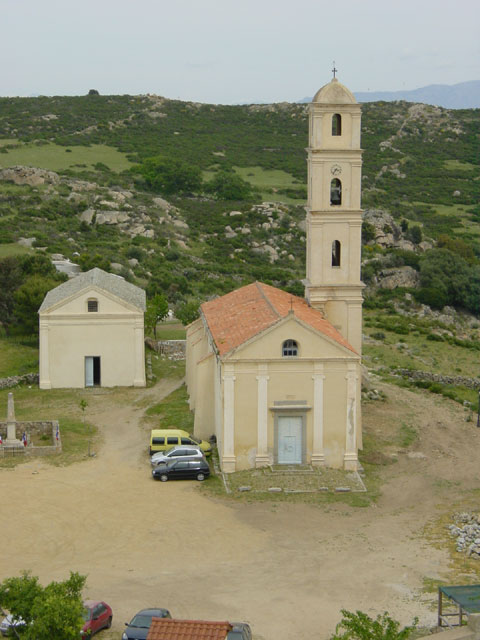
[376,266,420,289]
[0,165,60,186]
[363,209,406,249]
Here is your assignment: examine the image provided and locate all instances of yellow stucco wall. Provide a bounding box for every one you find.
[39,286,145,389]
[186,314,361,472]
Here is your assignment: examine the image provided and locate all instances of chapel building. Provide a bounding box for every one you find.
[185,76,364,472]
[39,268,146,389]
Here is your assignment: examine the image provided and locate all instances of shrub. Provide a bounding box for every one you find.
[362,221,376,244]
[331,609,417,640]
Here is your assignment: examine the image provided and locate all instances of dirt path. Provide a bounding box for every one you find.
[2,380,480,639]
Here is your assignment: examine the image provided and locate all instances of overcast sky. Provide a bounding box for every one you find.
[2,0,479,103]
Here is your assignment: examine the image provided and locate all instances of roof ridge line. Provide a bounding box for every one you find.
[255,281,281,319]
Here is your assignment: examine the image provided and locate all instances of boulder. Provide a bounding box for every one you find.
[95,211,130,225]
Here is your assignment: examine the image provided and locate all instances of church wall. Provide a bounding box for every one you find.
[230,367,259,470]
[185,319,207,410]
[322,364,350,468]
[40,314,144,388]
[234,318,354,361]
[226,356,359,471]
[47,288,134,315]
[192,353,216,442]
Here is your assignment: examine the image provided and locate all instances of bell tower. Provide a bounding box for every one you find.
[304,74,364,354]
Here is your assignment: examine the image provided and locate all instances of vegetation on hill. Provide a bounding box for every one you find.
[0,94,478,338]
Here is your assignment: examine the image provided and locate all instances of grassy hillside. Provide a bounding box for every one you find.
[0,93,479,315]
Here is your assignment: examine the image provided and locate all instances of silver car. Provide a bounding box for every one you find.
[150,445,205,467]
[0,615,26,637]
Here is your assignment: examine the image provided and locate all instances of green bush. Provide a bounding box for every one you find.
[331,609,417,640]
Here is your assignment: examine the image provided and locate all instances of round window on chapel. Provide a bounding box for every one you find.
[282,339,298,357]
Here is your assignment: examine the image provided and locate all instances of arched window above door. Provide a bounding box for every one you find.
[332,113,342,136]
[282,339,298,357]
[330,179,342,205]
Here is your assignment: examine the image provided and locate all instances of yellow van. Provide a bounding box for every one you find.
[149,429,212,456]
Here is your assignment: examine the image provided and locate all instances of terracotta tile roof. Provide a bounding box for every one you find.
[147,618,232,640]
[201,281,356,356]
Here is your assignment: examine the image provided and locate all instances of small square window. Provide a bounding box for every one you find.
[87,299,98,312]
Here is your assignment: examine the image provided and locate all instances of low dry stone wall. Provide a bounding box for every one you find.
[395,368,480,390]
[0,373,39,389]
[145,338,186,360]
[448,512,480,559]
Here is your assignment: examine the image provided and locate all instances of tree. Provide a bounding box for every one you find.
[20,253,58,279]
[419,248,470,309]
[78,253,111,273]
[145,294,169,338]
[0,257,23,335]
[408,225,422,244]
[0,571,86,640]
[0,572,42,633]
[139,156,202,195]
[28,572,86,640]
[14,275,59,335]
[331,610,417,640]
[175,300,201,326]
[205,170,254,200]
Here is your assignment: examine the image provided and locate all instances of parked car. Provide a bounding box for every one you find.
[152,458,210,482]
[122,608,171,640]
[0,614,26,637]
[150,445,205,466]
[227,622,252,640]
[80,600,112,637]
[149,429,212,456]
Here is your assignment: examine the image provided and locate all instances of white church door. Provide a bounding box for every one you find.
[278,416,302,464]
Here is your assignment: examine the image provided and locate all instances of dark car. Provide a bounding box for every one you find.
[152,458,210,482]
[81,600,112,636]
[227,622,252,640]
[122,608,171,640]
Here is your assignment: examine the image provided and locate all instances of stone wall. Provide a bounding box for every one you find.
[0,420,61,456]
[394,368,480,391]
[0,373,39,390]
[145,338,186,359]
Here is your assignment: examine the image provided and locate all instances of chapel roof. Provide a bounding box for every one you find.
[312,77,357,105]
[146,618,232,640]
[38,267,146,312]
[200,281,356,356]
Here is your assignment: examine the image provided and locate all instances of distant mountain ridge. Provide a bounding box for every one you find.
[299,80,480,109]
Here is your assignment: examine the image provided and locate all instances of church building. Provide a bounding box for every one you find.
[185,75,364,472]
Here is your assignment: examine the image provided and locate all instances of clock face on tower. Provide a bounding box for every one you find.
[331,164,342,176]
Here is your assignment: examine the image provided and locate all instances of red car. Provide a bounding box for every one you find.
[81,601,112,637]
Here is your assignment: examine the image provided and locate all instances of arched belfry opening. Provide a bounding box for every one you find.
[332,113,342,136]
[330,179,342,205]
[332,240,341,267]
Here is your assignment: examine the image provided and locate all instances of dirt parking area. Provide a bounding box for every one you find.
[2,378,480,639]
